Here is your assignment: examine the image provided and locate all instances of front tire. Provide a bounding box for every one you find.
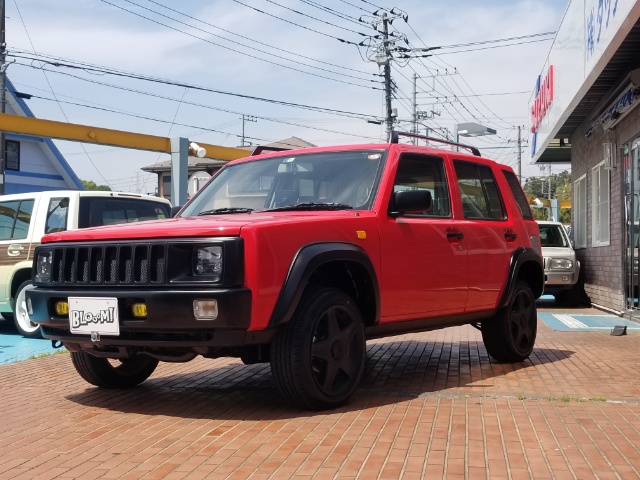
[13,281,41,339]
[71,351,159,388]
[482,281,537,362]
[271,287,366,410]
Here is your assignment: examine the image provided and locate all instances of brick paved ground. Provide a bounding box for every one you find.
[1,305,640,479]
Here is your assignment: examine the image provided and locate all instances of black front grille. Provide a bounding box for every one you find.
[49,242,168,286]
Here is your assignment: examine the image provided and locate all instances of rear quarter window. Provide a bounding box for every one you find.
[502,170,534,220]
[78,198,170,228]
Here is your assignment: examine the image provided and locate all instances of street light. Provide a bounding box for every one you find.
[454,122,497,151]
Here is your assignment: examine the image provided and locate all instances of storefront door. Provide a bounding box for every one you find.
[625,139,640,311]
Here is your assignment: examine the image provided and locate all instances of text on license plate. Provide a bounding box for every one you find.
[69,297,120,336]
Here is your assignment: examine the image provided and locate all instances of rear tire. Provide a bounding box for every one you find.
[71,351,159,388]
[13,281,42,339]
[482,281,537,362]
[271,287,366,410]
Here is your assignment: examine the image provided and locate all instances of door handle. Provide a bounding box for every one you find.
[504,229,517,242]
[446,230,464,242]
[7,244,24,256]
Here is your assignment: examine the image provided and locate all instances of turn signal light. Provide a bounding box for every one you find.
[131,303,147,318]
[55,301,69,316]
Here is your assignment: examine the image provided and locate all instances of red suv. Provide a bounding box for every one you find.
[27,132,543,409]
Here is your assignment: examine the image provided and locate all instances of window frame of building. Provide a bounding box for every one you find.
[591,160,610,247]
[574,173,587,249]
[5,140,20,171]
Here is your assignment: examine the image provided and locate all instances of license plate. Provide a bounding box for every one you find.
[69,297,120,336]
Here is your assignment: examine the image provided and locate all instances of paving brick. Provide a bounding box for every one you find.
[2,306,640,478]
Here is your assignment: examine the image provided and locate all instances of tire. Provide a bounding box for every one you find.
[70,351,159,388]
[482,281,537,362]
[271,287,366,410]
[12,281,42,339]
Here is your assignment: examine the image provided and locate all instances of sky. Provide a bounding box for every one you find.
[5,0,569,194]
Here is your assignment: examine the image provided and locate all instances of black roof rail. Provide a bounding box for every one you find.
[250,146,289,156]
[389,130,481,157]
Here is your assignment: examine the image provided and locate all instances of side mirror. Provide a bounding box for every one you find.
[170,206,183,217]
[389,190,432,218]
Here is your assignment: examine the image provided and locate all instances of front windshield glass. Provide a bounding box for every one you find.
[180,150,386,216]
[539,224,569,248]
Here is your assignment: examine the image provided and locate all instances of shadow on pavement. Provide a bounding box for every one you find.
[65,340,574,419]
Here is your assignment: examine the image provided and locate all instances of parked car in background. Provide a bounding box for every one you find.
[0,190,171,337]
[537,220,581,306]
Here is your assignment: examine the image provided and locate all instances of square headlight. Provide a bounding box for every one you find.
[193,246,223,278]
[549,258,573,270]
[35,250,53,283]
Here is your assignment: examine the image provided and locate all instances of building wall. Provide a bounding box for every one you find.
[570,102,640,311]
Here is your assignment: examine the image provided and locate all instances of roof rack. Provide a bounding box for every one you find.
[389,131,481,157]
[250,146,288,156]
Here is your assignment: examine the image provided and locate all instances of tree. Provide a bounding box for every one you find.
[82,180,111,191]
[522,170,572,223]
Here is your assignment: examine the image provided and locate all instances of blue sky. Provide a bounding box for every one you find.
[6,0,568,192]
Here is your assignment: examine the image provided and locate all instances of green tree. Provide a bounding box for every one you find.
[81,180,111,191]
[523,170,572,222]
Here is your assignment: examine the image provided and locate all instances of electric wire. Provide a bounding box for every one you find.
[145,0,375,76]
[11,0,113,188]
[8,53,381,120]
[229,0,364,45]
[101,0,381,89]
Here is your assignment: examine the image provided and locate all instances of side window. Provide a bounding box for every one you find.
[5,140,20,171]
[13,200,34,239]
[392,154,451,217]
[0,200,34,240]
[45,197,70,234]
[502,170,534,220]
[454,161,506,220]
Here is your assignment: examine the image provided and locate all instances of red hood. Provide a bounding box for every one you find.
[41,211,363,243]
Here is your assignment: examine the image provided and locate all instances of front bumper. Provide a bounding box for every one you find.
[543,271,578,293]
[26,286,267,348]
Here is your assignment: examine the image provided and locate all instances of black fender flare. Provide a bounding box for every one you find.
[269,242,380,328]
[498,247,545,309]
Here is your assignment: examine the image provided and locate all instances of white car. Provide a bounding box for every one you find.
[0,190,171,337]
[537,220,581,306]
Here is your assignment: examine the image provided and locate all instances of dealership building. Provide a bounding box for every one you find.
[531,0,640,313]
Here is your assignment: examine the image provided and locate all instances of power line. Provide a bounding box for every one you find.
[145,0,374,76]
[260,0,370,35]
[101,0,381,89]
[229,0,363,45]
[11,0,113,188]
[9,52,381,120]
[12,62,383,141]
[296,0,365,26]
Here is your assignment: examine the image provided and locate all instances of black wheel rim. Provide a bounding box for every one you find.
[310,304,363,397]
[509,289,535,354]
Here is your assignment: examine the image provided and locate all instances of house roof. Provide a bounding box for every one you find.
[6,78,84,189]
[141,136,317,173]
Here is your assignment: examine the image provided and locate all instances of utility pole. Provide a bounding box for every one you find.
[412,73,417,144]
[381,13,393,140]
[0,0,6,195]
[240,115,257,147]
[517,125,522,182]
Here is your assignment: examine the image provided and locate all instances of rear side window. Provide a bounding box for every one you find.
[78,198,170,228]
[0,199,34,240]
[454,161,506,220]
[503,170,534,220]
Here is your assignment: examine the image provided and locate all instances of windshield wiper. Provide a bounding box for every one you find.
[197,207,254,216]
[265,202,353,212]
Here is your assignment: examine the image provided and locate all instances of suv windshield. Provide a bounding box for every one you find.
[180,150,385,216]
[539,224,570,248]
